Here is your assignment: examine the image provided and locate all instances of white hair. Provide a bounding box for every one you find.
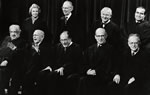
[9,24,21,34]
[62,1,73,10]
[128,33,141,43]
[101,7,112,16]
[33,29,45,39]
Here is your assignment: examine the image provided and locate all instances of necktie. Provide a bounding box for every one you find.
[64,47,66,52]
[65,17,68,24]
[131,52,135,56]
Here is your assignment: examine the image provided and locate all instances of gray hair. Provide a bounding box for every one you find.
[128,33,141,43]
[101,7,112,16]
[9,24,21,34]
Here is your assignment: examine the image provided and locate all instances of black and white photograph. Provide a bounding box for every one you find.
[0,0,150,95]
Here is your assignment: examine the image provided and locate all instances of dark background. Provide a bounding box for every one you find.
[0,0,150,46]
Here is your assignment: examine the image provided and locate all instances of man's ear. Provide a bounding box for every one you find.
[94,35,97,40]
[71,6,73,12]
[143,15,146,19]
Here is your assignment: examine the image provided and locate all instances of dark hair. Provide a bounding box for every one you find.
[60,30,72,39]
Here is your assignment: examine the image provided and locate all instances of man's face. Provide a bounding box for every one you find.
[128,36,140,51]
[9,28,20,40]
[60,33,71,47]
[33,32,42,44]
[101,10,111,23]
[95,29,106,45]
[135,8,145,21]
[62,2,72,16]
[31,8,39,18]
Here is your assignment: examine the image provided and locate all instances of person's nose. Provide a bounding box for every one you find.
[99,37,103,41]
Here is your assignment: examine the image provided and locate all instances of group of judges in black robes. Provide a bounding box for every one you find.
[1,0,150,95]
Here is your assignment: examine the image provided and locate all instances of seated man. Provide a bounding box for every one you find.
[120,34,150,95]
[22,29,51,95]
[0,24,25,95]
[48,31,83,95]
[78,28,114,95]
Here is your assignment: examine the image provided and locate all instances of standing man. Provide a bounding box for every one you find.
[78,28,114,95]
[124,6,150,49]
[55,1,83,48]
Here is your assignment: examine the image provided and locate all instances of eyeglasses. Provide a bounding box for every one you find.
[9,31,19,33]
[60,39,69,42]
[95,35,105,37]
[62,7,71,10]
[128,42,139,44]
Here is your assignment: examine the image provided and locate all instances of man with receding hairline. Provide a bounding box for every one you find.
[120,33,150,95]
[47,30,82,95]
[78,28,114,95]
[62,1,73,18]
[55,0,84,48]
[22,29,52,95]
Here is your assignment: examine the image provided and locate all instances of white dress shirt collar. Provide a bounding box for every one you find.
[65,13,72,20]
[131,48,139,56]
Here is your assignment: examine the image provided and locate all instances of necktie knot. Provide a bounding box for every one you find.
[65,16,68,20]
[65,16,68,24]
[102,23,105,28]
[97,44,102,48]
[131,51,135,56]
[64,47,66,51]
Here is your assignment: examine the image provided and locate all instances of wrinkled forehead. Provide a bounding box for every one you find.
[9,25,20,33]
[128,36,140,42]
[32,7,39,11]
[60,32,69,39]
[95,28,106,35]
[101,8,112,15]
[136,7,145,13]
[33,30,44,36]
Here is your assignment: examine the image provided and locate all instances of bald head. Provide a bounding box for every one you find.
[95,28,107,45]
[95,28,107,37]
[62,1,73,16]
[60,31,69,39]
[60,31,72,47]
